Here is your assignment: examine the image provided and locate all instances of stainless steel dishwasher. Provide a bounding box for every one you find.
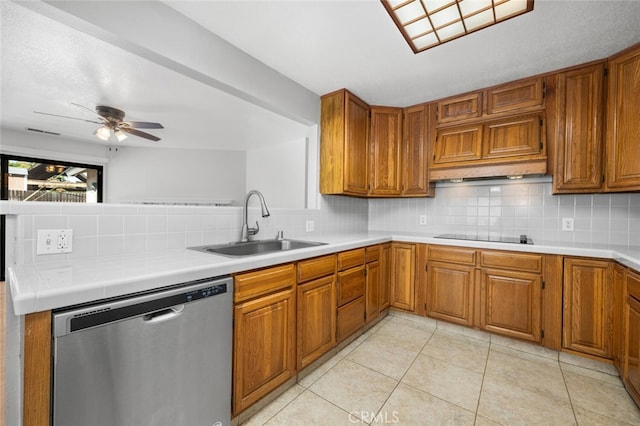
[52,276,233,426]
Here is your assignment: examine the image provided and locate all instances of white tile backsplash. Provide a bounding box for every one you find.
[11,195,369,264]
[369,179,640,247]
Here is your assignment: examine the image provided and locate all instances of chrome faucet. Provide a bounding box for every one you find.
[240,190,271,242]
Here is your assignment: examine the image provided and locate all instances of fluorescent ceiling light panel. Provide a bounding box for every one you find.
[382,0,534,53]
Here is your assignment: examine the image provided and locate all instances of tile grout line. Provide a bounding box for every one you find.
[472,339,493,425]
[558,359,580,426]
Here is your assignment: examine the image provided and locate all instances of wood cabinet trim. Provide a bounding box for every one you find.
[24,310,52,426]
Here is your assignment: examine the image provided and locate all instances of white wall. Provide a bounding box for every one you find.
[105,146,246,205]
[246,138,306,209]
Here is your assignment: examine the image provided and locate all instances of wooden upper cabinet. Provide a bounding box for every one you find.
[606,43,640,191]
[482,113,544,159]
[486,77,545,115]
[402,104,435,196]
[552,62,606,193]
[320,89,369,196]
[433,123,483,164]
[369,106,403,196]
[437,92,482,123]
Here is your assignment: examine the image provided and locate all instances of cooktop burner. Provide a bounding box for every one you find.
[434,234,533,245]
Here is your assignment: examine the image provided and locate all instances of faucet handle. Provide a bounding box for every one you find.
[247,221,260,236]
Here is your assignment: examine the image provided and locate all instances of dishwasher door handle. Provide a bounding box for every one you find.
[143,304,185,324]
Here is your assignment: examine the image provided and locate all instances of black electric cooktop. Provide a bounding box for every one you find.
[434,234,533,245]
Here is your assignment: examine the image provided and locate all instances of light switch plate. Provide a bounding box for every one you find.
[37,229,73,254]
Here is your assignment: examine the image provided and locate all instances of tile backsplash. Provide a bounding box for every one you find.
[368,178,640,246]
[9,195,369,265]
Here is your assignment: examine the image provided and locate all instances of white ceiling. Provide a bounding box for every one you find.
[2,0,640,151]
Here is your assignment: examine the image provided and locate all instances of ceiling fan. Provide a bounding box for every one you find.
[34,103,164,142]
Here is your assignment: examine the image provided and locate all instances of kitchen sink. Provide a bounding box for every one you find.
[189,239,327,257]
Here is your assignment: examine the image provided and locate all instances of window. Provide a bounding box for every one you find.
[1,155,103,203]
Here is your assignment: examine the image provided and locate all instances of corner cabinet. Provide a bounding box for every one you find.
[233,264,297,415]
[605,43,640,191]
[320,89,369,196]
[390,242,416,311]
[369,107,403,196]
[550,62,606,193]
[402,104,435,196]
[625,269,640,406]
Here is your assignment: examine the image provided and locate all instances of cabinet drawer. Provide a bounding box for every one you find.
[338,248,366,271]
[234,263,296,303]
[337,266,365,306]
[366,245,380,263]
[428,245,477,265]
[628,269,640,301]
[337,296,365,342]
[297,255,336,283]
[481,251,542,273]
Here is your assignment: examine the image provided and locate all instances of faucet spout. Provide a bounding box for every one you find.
[240,190,270,242]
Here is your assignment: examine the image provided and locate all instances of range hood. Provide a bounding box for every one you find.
[428,159,548,182]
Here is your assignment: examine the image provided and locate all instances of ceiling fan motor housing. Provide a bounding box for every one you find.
[96,105,125,122]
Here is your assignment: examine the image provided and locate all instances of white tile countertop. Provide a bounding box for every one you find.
[8,232,640,316]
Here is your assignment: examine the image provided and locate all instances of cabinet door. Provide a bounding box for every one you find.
[365,259,380,323]
[233,288,296,414]
[480,269,542,342]
[486,77,545,115]
[297,275,336,370]
[369,107,402,196]
[320,89,369,196]
[613,264,628,373]
[426,261,475,326]
[390,243,416,311]
[344,92,370,194]
[436,92,482,123]
[403,104,435,196]
[626,294,640,406]
[563,258,614,358]
[433,123,483,164]
[606,44,640,191]
[483,113,544,159]
[379,243,392,310]
[552,63,605,193]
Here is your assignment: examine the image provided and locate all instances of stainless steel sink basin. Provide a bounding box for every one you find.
[189,239,327,257]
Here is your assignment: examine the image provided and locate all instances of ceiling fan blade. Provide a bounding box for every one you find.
[122,121,164,129]
[33,111,103,124]
[121,127,161,142]
[71,102,102,117]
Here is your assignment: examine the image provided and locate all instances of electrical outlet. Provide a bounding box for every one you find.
[37,229,73,254]
[305,220,315,232]
[419,215,427,225]
[561,218,575,232]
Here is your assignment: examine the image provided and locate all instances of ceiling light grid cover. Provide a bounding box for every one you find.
[382,0,534,53]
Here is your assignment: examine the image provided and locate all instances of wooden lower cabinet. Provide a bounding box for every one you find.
[480,269,542,342]
[297,275,336,370]
[336,249,366,342]
[562,258,614,358]
[625,269,640,405]
[426,261,475,326]
[390,242,416,311]
[365,248,381,323]
[233,265,297,415]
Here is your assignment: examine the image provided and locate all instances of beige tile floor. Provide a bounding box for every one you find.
[242,312,640,425]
